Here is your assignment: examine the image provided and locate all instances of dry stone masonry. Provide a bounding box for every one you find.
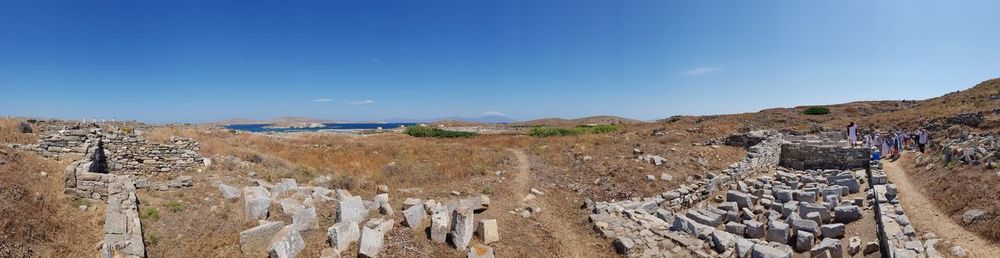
[100,176,146,258]
[30,123,206,173]
[868,161,947,257]
[586,132,888,257]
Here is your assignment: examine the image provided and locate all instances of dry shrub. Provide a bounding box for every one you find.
[0,118,37,144]
[0,148,102,257]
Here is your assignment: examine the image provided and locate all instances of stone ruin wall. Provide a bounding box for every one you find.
[31,123,205,174]
[779,135,871,170]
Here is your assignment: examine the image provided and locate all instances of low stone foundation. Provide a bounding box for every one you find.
[100,176,145,258]
[779,135,870,170]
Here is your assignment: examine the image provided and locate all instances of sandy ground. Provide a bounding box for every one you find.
[884,155,1000,257]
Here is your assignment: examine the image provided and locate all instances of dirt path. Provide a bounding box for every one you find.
[883,156,999,257]
[506,148,602,258]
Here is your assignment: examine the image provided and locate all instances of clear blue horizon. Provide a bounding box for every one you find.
[2,1,999,123]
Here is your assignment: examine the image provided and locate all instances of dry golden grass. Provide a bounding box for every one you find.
[0,148,103,257]
[145,127,514,194]
[0,118,38,144]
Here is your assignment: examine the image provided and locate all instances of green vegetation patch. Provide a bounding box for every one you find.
[403,126,478,138]
[802,106,831,115]
[165,201,184,213]
[529,124,621,137]
[141,207,160,221]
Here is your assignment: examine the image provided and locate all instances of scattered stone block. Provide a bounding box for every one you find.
[268,226,305,258]
[752,243,792,258]
[292,207,319,232]
[766,221,790,243]
[745,220,765,239]
[725,221,746,236]
[962,209,985,224]
[243,186,271,221]
[794,230,814,252]
[613,237,635,255]
[403,204,426,228]
[476,219,499,244]
[338,196,368,223]
[727,190,756,208]
[239,221,284,256]
[468,244,496,258]
[218,183,241,200]
[327,221,360,251]
[820,223,845,239]
[864,241,879,255]
[810,238,843,258]
[358,226,384,258]
[430,211,450,243]
[449,206,475,250]
[833,205,863,223]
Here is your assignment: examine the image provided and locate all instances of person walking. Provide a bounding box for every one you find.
[918,129,929,153]
[847,122,858,147]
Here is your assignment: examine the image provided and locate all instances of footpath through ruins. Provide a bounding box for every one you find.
[586,131,960,258]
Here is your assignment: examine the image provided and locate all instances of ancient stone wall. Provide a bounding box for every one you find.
[63,140,115,199]
[779,140,870,170]
[33,123,204,174]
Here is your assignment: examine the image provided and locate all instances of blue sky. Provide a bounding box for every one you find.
[2,1,999,123]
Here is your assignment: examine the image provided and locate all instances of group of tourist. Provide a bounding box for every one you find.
[846,122,929,160]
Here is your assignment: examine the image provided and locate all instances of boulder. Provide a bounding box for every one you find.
[242,186,271,221]
[449,206,475,250]
[239,221,284,256]
[327,221,360,251]
[338,196,368,223]
[403,204,426,228]
[218,183,241,200]
[268,226,305,258]
[613,237,635,255]
[358,226,384,258]
[962,209,985,224]
[476,219,499,244]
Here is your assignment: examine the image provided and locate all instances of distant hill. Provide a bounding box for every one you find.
[389,115,515,124]
[511,116,642,127]
[209,116,339,125]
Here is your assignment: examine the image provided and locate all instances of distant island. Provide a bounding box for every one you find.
[262,122,326,129]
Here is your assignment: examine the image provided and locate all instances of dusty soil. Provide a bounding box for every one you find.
[884,154,1000,257]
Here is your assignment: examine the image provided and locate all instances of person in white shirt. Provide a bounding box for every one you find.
[847,122,858,147]
[918,129,929,153]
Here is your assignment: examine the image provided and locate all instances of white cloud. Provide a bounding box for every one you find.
[483,110,505,116]
[349,99,375,105]
[681,67,721,76]
[313,98,333,102]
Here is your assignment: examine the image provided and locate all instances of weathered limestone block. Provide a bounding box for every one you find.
[403,204,426,228]
[430,210,450,243]
[613,237,635,255]
[218,183,241,200]
[727,190,756,208]
[810,238,843,258]
[794,230,814,252]
[338,196,368,223]
[327,221,360,251]
[752,243,792,258]
[450,206,475,250]
[725,221,747,236]
[292,207,319,232]
[833,205,863,223]
[268,226,305,258]
[766,221,790,243]
[476,219,499,244]
[243,186,271,221]
[745,220,766,239]
[358,226,385,258]
[239,221,284,256]
[820,223,846,239]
